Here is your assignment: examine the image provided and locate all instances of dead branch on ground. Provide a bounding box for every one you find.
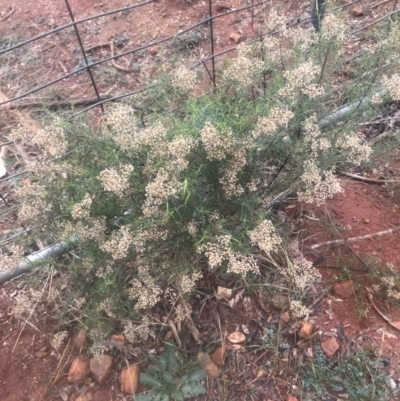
[310,226,400,249]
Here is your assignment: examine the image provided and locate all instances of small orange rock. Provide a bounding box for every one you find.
[227,331,246,344]
[76,394,92,401]
[90,354,113,385]
[229,32,242,44]
[299,321,314,339]
[281,311,290,323]
[321,337,339,357]
[111,334,124,343]
[120,365,140,394]
[68,355,90,383]
[164,330,174,341]
[352,5,363,17]
[197,352,219,378]
[333,280,355,298]
[149,46,158,55]
[287,396,299,401]
[211,344,227,367]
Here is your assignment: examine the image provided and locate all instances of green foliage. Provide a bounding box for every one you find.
[136,342,206,401]
[11,10,400,343]
[300,345,390,400]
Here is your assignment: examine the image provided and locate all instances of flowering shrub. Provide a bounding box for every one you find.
[8,10,400,346]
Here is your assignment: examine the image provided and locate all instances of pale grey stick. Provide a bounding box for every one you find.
[0,242,73,285]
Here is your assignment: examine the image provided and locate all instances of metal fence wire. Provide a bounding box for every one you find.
[0,0,372,111]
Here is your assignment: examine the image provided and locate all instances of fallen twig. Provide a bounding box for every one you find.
[178,296,202,344]
[339,171,400,184]
[168,320,183,348]
[310,226,400,249]
[308,285,332,309]
[86,41,133,72]
[366,291,400,332]
[1,6,15,21]
[371,0,394,8]
[358,324,382,336]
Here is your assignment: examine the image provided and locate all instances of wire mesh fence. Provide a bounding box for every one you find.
[0,0,377,111]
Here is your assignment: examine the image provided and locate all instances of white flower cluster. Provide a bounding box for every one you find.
[336,132,372,165]
[142,168,182,217]
[123,316,151,343]
[283,258,321,290]
[171,66,197,92]
[197,235,258,275]
[298,161,342,206]
[279,61,324,99]
[321,14,346,42]
[303,115,331,157]
[224,43,264,86]
[104,103,141,150]
[290,300,311,318]
[33,117,68,155]
[51,331,68,351]
[17,182,52,223]
[382,276,400,300]
[381,74,400,101]
[252,106,294,138]
[178,271,202,294]
[71,193,93,219]
[128,271,162,310]
[168,136,197,171]
[200,122,233,160]
[99,164,134,198]
[0,245,23,273]
[62,217,106,244]
[249,220,282,254]
[100,225,132,260]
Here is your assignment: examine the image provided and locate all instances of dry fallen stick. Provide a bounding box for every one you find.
[339,171,400,184]
[178,296,202,344]
[168,319,183,348]
[1,6,15,21]
[86,42,133,73]
[366,291,400,332]
[310,226,400,249]
[371,0,394,8]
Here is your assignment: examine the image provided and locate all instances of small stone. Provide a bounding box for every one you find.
[287,396,299,401]
[149,46,158,55]
[110,334,124,349]
[299,321,314,339]
[227,331,246,344]
[211,344,227,367]
[120,365,140,394]
[352,6,363,17]
[281,312,290,323]
[68,355,90,383]
[388,377,397,390]
[333,280,355,298]
[90,354,113,385]
[216,5,231,12]
[76,394,92,401]
[321,337,339,357]
[229,32,242,44]
[73,328,87,353]
[197,352,219,378]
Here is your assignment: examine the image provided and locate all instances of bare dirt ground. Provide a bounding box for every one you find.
[1,0,400,400]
